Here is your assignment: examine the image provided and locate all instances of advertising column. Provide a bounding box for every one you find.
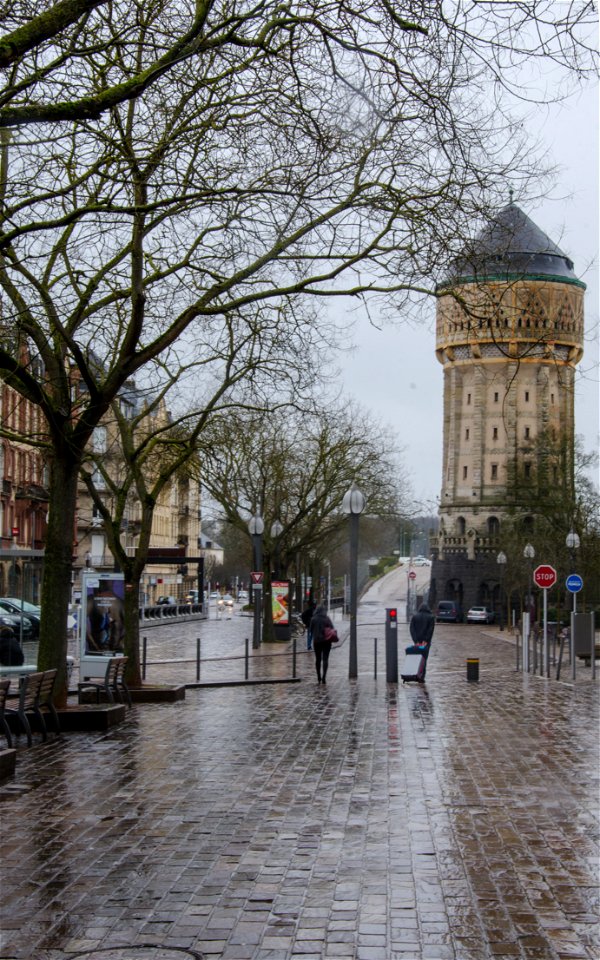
[272,580,291,641]
[79,572,125,678]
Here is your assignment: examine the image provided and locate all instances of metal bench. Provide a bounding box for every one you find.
[78,656,132,707]
[5,669,59,746]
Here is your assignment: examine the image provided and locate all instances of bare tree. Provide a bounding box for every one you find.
[197,402,410,637]
[80,301,324,685]
[0,0,595,697]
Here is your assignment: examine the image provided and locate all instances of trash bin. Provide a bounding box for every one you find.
[466,658,479,682]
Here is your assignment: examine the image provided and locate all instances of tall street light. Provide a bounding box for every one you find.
[248,513,264,649]
[342,482,365,679]
[523,543,535,673]
[565,529,580,614]
[496,551,507,631]
[523,543,535,615]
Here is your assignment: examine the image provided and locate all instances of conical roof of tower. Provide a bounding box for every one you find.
[443,203,579,284]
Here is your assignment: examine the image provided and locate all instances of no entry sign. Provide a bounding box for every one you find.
[533,564,557,590]
[408,571,417,580]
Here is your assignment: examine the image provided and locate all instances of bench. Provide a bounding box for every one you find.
[78,656,132,707]
[4,669,60,747]
[0,678,13,748]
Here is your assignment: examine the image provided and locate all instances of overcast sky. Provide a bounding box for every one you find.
[336,81,599,513]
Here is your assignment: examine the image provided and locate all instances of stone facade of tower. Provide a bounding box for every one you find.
[429,204,585,615]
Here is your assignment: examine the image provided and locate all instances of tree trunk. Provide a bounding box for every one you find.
[123,567,142,687]
[36,454,79,707]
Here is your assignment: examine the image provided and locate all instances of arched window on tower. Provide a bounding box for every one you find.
[521,515,535,535]
[457,516,466,536]
[487,516,500,536]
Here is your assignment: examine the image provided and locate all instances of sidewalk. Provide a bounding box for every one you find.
[1,621,598,960]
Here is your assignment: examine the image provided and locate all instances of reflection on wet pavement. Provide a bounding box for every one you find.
[1,616,598,960]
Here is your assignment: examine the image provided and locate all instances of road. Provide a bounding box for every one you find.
[359,562,431,623]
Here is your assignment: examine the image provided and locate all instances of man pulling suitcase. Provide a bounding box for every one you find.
[401,603,435,683]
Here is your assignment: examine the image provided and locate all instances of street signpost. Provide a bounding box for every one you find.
[250,572,264,649]
[533,564,557,677]
[565,573,584,679]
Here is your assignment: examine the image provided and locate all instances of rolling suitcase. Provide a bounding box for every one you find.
[401,652,426,683]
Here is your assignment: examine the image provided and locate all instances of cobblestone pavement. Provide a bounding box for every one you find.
[1,611,598,960]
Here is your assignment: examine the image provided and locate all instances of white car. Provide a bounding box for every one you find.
[412,556,431,566]
[467,606,495,624]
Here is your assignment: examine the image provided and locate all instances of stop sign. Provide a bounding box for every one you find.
[533,564,557,589]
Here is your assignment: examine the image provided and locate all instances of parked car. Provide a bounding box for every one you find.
[0,611,34,640]
[0,597,41,638]
[156,595,177,605]
[435,600,462,623]
[467,606,495,624]
[412,556,431,566]
[209,591,221,599]
[238,590,249,602]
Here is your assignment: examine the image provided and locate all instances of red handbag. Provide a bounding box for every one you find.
[324,626,339,643]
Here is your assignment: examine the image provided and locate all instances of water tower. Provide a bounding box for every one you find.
[430,203,585,613]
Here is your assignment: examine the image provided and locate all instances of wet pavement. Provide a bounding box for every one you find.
[1,600,598,960]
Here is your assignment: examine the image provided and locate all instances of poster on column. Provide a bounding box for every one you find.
[79,572,126,674]
[272,580,291,641]
[272,581,290,625]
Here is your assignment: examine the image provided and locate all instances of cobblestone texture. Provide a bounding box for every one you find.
[1,614,598,960]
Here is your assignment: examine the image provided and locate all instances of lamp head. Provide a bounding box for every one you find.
[248,514,264,536]
[342,482,366,516]
[565,529,580,551]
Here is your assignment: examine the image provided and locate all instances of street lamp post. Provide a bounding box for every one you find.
[565,529,580,614]
[248,514,264,649]
[342,482,365,679]
[523,543,535,673]
[496,551,507,631]
[565,528,580,681]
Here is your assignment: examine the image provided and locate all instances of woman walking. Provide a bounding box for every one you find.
[310,604,336,684]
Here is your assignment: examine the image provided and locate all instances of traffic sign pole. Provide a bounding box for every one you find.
[565,573,583,615]
[532,565,557,678]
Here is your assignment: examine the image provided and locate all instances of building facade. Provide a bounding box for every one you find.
[0,372,49,602]
[430,203,585,615]
[73,388,202,605]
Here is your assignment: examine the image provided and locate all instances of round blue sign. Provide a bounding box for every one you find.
[565,573,583,593]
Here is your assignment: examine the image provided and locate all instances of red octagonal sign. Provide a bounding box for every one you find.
[533,564,557,589]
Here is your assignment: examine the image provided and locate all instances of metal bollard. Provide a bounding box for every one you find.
[466,658,479,682]
[196,638,201,682]
[245,638,249,680]
[516,631,520,671]
[292,633,297,679]
[374,637,377,680]
[142,635,147,680]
